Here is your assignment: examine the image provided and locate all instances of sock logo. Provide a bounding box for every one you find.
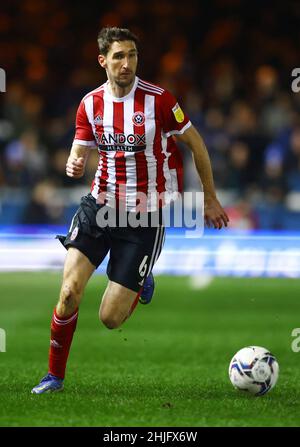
[50,339,62,349]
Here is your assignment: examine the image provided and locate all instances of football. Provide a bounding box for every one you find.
[229,346,279,396]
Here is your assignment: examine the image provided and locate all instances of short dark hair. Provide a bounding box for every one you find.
[97,27,139,55]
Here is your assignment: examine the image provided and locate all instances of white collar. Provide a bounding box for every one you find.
[104,76,139,102]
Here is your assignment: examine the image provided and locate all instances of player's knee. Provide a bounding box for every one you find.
[99,311,123,330]
[101,316,122,330]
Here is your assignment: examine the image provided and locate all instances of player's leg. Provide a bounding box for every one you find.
[56,246,95,317]
[32,193,110,393]
[31,248,95,394]
[99,280,142,329]
[48,195,109,377]
[48,247,95,377]
[99,223,165,329]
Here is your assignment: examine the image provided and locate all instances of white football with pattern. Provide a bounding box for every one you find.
[229,346,279,396]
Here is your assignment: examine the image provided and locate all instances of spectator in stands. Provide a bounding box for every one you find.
[21,180,64,224]
[4,129,47,187]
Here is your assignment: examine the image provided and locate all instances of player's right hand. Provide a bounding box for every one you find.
[66,156,85,178]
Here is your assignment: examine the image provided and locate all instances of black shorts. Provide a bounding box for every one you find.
[56,193,165,292]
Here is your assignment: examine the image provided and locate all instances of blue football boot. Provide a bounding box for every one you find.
[139,272,155,304]
[31,373,64,394]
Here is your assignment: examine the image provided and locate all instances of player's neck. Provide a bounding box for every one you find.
[106,77,135,98]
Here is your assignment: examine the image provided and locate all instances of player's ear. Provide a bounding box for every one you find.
[98,54,106,68]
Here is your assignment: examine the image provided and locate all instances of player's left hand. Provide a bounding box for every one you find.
[66,156,85,178]
[204,196,229,230]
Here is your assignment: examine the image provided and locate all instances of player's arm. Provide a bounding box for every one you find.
[66,144,94,179]
[176,124,229,229]
[68,96,98,179]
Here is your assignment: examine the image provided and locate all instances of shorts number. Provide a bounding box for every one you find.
[139,255,148,277]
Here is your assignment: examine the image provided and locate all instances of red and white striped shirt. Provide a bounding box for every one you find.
[73,76,191,210]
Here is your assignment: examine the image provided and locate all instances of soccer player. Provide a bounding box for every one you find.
[31,27,229,394]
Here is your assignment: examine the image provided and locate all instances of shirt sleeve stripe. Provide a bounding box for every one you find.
[73,139,97,147]
[164,121,192,138]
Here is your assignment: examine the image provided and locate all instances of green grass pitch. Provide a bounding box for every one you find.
[1,272,300,427]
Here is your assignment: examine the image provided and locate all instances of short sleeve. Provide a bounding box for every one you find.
[73,100,97,147]
[159,90,191,137]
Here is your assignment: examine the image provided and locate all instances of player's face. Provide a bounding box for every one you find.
[99,40,138,88]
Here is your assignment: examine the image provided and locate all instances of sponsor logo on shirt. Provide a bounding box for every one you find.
[96,132,146,152]
[172,103,185,123]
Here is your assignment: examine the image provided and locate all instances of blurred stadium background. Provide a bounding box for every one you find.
[2,0,300,428]
[1,0,300,275]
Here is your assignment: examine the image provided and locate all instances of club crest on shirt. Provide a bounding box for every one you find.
[172,103,184,123]
[94,115,103,126]
[132,111,145,126]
